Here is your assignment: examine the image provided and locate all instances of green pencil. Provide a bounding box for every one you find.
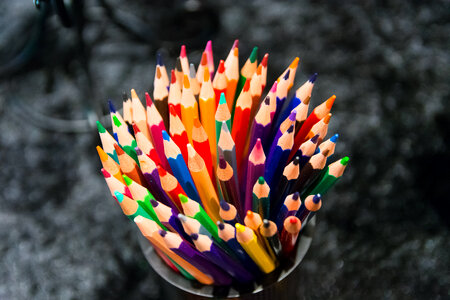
[304,156,349,197]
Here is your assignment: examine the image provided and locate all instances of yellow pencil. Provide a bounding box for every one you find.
[235,223,276,273]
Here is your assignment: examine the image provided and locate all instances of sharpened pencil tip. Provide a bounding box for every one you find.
[158,229,167,237]
[263,219,270,227]
[122,92,128,101]
[293,156,300,165]
[135,147,142,156]
[258,176,265,184]
[108,100,116,113]
[177,214,187,222]
[122,175,132,186]
[341,156,350,165]
[156,52,163,66]
[114,191,124,202]
[162,130,170,141]
[249,47,258,63]
[311,134,320,144]
[313,194,322,204]
[190,233,199,240]
[283,69,290,80]
[235,223,245,233]
[219,93,227,105]
[96,121,106,133]
[292,192,300,200]
[150,199,158,207]
[218,60,225,73]
[220,200,230,211]
[331,134,339,143]
[309,73,318,83]
[179,194,188,204]
[217,221,225,230]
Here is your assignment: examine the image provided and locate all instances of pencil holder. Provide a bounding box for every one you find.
[138,217,316,299]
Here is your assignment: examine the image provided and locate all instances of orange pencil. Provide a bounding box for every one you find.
[96,145,125,183]
[181,75,199,143]
[196,52,208,87]
[114,143,146,186]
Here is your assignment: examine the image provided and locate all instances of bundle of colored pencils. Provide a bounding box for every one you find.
[96,40,349,286]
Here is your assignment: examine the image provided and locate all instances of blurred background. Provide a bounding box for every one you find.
[0,0,449,299]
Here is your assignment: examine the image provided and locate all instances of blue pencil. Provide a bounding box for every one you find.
[161,130,200,203]
[297,194,322,225]
[276,192,301,231]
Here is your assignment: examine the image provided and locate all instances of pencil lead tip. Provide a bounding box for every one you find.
[220,200,230,211]
[205,40,212,51]
[217,222,225,230]
[150,199,158,207]
[287,125,294,133]
[122,175,132,186]
[96,121,106,133]
[246,210,254,218]
[249,47,258,63]
[311,134,320,144]
[218,157,227,169]
[263,219,270,227]
[331,133,339,143]
[235,223,245,232]
[201,51,208,65]
[313,194,322,203]
[132,123,140,134]
[264,96,270,105]
[242,79,250,92]
[233,39,239,49]
[114,191,124,202]
[190,233,199,240]
[161,130,170,141]
[292,192,300,200]
[108,100,116,113]
[176,57,182,71]
[289,217,298,224]
[309,73,318,83]
[189,64,196,78]
[218,60,225,73]
[219,93,227,105]
[180,45,186,58]
[261,53,269,67]
[122,92,128,101]
[156,52,163,66]
[112,115,121,127]
[183,74,190,89]
[101,168,110,178]
[258,176,265,184]
[293,156,300,165]
[135,147,143,156]
[270,81,278,92]
[177,214,187,222]
[145,92,153,107]
[283,70,290,80]
[170,69,176,84]
[179,194,188,204]
[158,229,167,237]
[341,156,350,165]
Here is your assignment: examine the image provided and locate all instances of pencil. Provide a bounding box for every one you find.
[259,219,282,259]
[130,89,151,140]
[213,60,227,108]
[192,118,214,182]
[181,75,199,143]
[156,52,170,89]
[122,92,133,126]
[168,69,182,118]
[153,67,170,130]
[196,52,208,86]
[231,79,252,171]
[135,216,214,285]
[243,138,266,215]
[159,229,233,286]
[235,223,275,274]
[111,114,139,164]
[179,45,190,75]
[150,199,188,240]
[186,144,221,222]
[252,177,270,219]
[277,57,299,91]
[136,147,178,211]
[114,191,152,221]
[296,134,319,168]
[243,210,264,248]
[292,95,311,136]
[156,165,185,210]
[297,194,322,224]
[317,133,339,159]
[289,95,335,161]
[270,110,297,154]
[215,94,232,148]
[305,113,332,144]
[273,157,300,214]
[259,53,269,91]
[122,175,164,229]
[101,168,129,199]
[132,123,162,167]
[280,216,302,256]
[249,64,263,120]
[217,156,241,216]
[304,156,349,197]
[292,149,329,193]
[146,93,171,172]
[264,125,295,191]
[235,46,258,101]
[189,64,200,100]
[169,105,189,162]
[204,40,215,79]
[198,66,217,168]
[114,143,146,185]
[224,40,239,113]
[217,121,239,192]
[219,200,240,226]
[275,192,301,231]
[96,145,124,183]
[96,121,119,163]
[190,233,254,282]
[162,131,200,202]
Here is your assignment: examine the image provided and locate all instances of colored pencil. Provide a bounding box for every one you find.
[159,230,233,286]
[219,200,240,226]
[168,69,182,117]
[259,53,269,91]
[304,156,349,197]
[231,79,252,171]
[217,156,241,216]
[146,92,171,172]
[169,105,189,162]
[122,92,133,126]
[252,177,270,219]
[217,121,239,190]
[235,223,275,273]
[190,233,254,282]
[130,89,151,140]
[96,121,119,163]
[111,114,139,164]
[289,95,336,161]
[259,219,282,259]
[156,165,185,210]
[135,216,214,285]
[213,60,227,108]
[270,110,297,153]
[162,130,200,202]
[247,96,272,156]
[156,52,170,89]
[273,157,300,213]
[179,45,190,75]
[181,74,199,143]
[275,192,301,231]
[215,94,232,147]
[96,145,124,184]
[243,210,264,248]
[264,125,295,190]
[217,221,261,275]
[292,96,311,136]
[280,216,301,256]
[122,175,164,229]
[235,46,258,101]
[297,194,322,224]
[204,40,215,78]
[192,118,213,182]
[224,40,239,112]
[101,168,129,199]
[132,123,162,167]
[153,67,170,130]
[186,144,220,222]
[244,138,266,215]
[295,134,319,168]
[114,191,152,221]
[198,66,217,168]
[317,133,339,159]
[189,63,200,99]
[196,52,208,86]
[175,57,184,88]
[249,64,263,120]
[150,199,188,239]
[292,149,329,193]
[305,113,332,144]
[136,147,178,211]
[277,57,299,91]
[114,143,146,185]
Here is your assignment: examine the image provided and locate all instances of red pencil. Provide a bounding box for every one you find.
[280,216,302,256]
[168,69,182,118]
[213,60,227,108]
[132,123,162,167]
[169,105,190,162]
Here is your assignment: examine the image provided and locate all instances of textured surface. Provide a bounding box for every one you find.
[0,1,449,299]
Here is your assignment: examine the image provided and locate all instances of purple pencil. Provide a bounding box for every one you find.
[159,230,233,286]
[270,110,297,151]
[247,96,273,158]
[191,233,254,283]
[295,134,319,168]
[136,147,179,211]
[150,199,191,242]
[244,139,266,214]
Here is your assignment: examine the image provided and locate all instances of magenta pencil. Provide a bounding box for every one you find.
[244,138,266,215]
